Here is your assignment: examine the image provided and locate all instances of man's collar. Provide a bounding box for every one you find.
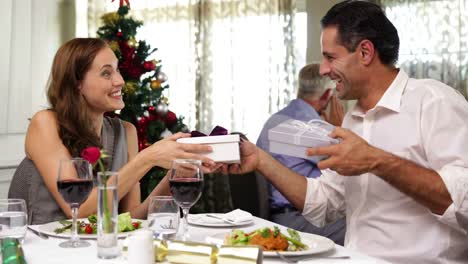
[351,69,409,117]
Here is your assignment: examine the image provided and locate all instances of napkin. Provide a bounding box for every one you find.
[224,209,253,223]
[199,209,253,225]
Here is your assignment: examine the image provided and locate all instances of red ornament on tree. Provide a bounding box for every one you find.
[164,110,177,127]
[126,65,144,79]
[116,31,123,37]
[137,116,148,129]
[148,112,157,121]
[148,106,155,112]
[143,61,155,71]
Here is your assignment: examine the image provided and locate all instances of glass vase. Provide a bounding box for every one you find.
[97,171,119,259]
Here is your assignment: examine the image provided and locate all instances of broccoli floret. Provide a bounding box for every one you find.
[260,228,271,238]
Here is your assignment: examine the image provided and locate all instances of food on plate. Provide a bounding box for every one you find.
[224,226,308,251]
[54,212,142,234]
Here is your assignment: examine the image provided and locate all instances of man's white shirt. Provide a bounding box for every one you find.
[302,70,468,263]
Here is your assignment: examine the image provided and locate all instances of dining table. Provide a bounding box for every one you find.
[23,215,390,264]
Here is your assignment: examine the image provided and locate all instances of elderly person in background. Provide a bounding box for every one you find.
[256,63,346,245]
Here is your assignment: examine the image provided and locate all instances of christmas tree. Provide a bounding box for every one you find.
[97,5,188,199]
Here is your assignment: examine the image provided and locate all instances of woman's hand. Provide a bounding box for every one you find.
[139,132,217,171]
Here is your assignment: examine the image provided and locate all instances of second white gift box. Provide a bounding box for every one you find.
[176,134,240,163]
[268,119,339,163]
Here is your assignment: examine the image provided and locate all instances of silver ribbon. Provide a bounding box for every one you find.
[279,119,336,145]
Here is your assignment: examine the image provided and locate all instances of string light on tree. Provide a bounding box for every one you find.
[127,37,138,48]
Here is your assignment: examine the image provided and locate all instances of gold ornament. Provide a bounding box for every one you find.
[123,81,138,95]
[162,97,169,104]
[127,38,138,48]
[108,41,120,53]
[150,80,162,89]
[101,12,120,26]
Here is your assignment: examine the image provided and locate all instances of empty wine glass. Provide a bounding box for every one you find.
[169,159,204,241]
[56,158,93,248]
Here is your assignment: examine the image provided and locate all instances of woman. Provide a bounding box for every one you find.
[8,38,215,224]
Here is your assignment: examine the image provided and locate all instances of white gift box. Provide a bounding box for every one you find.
[268,119,339,163]
[176,134,240,163]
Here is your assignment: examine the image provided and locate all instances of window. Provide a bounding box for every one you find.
[381,0,467,97]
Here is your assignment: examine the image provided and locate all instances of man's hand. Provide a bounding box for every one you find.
[220,139,259,174]
[307,127,380,176]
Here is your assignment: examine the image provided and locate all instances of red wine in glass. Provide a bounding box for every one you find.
[169,159,203,241]
[57,158,93,248]
[169,178,204,208]
[57,179,93,205]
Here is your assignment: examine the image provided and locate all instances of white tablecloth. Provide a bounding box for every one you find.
[23,216,389,264]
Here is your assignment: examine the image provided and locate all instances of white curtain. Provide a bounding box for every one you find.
[86,0,297,141]
[380,0,468,98]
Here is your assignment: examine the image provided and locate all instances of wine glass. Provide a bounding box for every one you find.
[169,159,204,241]
[56,158,94,248]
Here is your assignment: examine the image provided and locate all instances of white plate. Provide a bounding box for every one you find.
[33,218,145,239]
[209,230,334,257]
[188,213,254,227]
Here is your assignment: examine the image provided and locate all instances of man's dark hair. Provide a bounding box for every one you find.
[321,0,399,66]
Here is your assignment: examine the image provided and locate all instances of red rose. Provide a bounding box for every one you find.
[81,147,101,164]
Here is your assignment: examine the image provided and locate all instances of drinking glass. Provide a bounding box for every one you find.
[0,199,27,242]
[56,158,93,248]
[169,159,204,241]
[147,196,179,240]
[97,171,119,259]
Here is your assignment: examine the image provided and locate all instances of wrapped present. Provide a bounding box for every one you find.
[154,239,168,262]
[165,240,217,264]
[1,238,27,264]
[124,239,263,263]
[177,126,240,163]
[217,245,262,264]
[268,119,339,163]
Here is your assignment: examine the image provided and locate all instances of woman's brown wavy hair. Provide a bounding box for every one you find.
[47,38,107,156]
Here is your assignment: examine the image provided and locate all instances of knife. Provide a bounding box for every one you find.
[27,226,49,239]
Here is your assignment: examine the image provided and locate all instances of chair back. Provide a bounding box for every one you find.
[228,171,270,219]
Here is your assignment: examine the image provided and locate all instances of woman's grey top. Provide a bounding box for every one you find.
[8,116,128,224]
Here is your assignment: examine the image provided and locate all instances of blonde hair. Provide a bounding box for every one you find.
[297,64,332,99]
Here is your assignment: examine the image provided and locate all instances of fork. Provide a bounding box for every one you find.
[205,214,236,225]
[275,251,350,263]
[275,252,297,263]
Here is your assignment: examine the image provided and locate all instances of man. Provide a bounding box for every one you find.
[225,1,468,263]
[256,63,346,245]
